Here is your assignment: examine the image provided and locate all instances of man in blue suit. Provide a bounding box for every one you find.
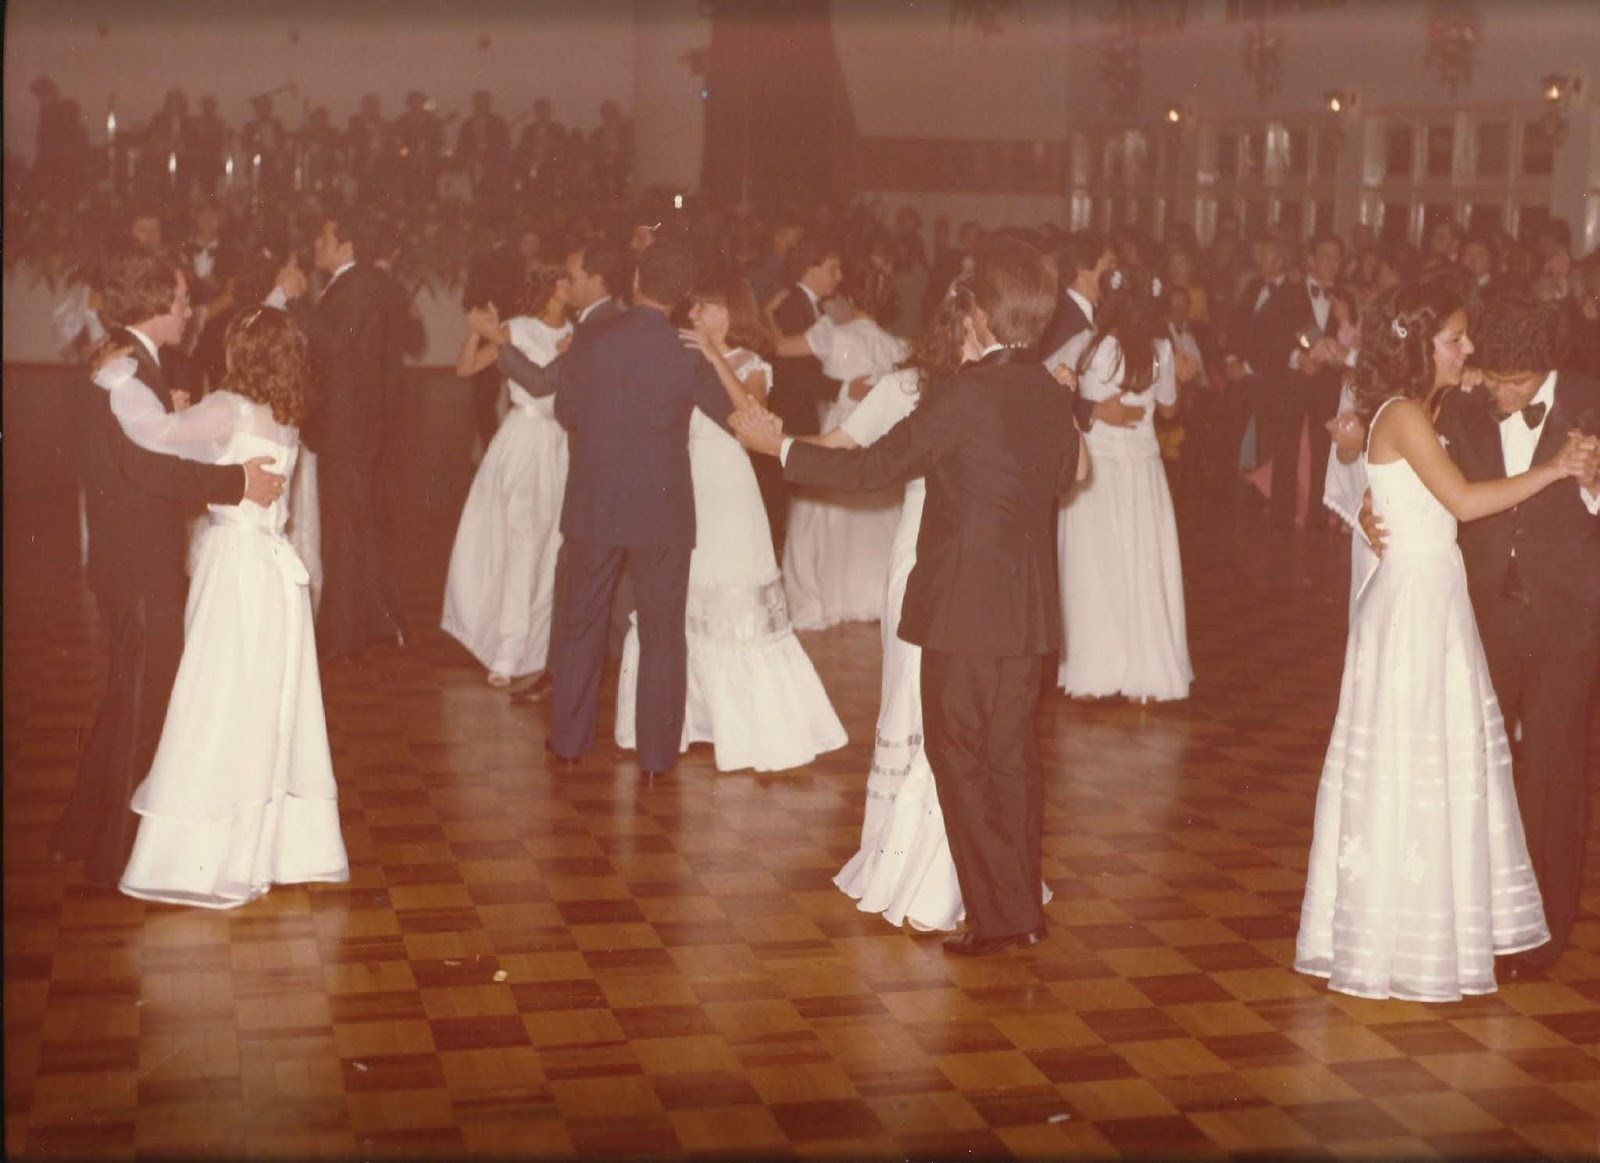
[546,241,737,775]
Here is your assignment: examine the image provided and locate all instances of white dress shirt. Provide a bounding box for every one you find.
[1065,287,1095,328]
[1501,372,1600,515]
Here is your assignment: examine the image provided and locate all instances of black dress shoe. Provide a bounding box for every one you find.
[544,741,581,768]
[943,925,1048,958]
[511,673,555,703]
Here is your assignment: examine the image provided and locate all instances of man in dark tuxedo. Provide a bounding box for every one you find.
[307,215,407,661]
[1036,230,1144,433]
[760,237,844,548]
[735,238,1087,956]
[492,240,626,400]
[1436,299,1600,975]
[1215,232,1288,500]
[1258,233,1345,528]
[54,249,284,886]
[1037,229,1111,360]
[545,241,736,775]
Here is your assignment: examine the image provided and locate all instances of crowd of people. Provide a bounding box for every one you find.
[39,93,1600,1001]
[24,79,634,215]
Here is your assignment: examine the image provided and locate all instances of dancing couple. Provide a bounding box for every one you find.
[541,240,844,777]
[735,237,1089,956]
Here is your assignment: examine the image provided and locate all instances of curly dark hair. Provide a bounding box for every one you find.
[100,247,185,329]
[903,278,978,396]
[518,263,570,319]
[1352,282,1466,421]
[219,307,309,427]
[1077,266,1162,395]
[1473,294,1564,374]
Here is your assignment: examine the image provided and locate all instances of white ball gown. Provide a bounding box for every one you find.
[827,370,965,929]
[119,392,349,908]
[782,317,908,630]
[1055,333,1192,701]
[440,315,573,679]
[1295,399,1548,1000]
[615,351,847,772]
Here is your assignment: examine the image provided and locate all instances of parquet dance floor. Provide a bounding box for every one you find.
[4,369,1598,1159]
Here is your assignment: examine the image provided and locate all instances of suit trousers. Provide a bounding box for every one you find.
[920,648,1047,939]
[53,590,185,885]
[1479,593,1600,962]
[318,450,402,657]
[549,539,691,772]
[1267,375,1341,525]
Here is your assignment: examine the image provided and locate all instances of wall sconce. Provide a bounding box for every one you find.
[1164,103,1187,126]
[1324,90,1357,115]
[1539,74,1583,142]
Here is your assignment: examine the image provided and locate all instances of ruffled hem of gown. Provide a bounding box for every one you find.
[617,622,847,773]
[120,792,349,910]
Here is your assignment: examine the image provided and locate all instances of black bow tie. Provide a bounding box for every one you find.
[1497,400,1547,428]
[1308,283,1325,300]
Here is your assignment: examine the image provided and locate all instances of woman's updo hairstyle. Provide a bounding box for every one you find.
[1352,281,1464,420]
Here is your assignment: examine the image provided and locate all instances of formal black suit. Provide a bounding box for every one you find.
[1034,290,1103,432]
[784,349,1081,939]
[1436,374,1600,964]
[547,304,735,771]
[1036,289,1092,367]
[1257,279,1344,525]
[1209,274,1281,496]
[55,357,247,885]
[306,263,406,657]
[497,296,623,400]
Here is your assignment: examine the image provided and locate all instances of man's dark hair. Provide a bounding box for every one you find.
[100,247,184,328]
[973,236,1057,349]
[575,240,626,296]
[1059,230,1108,280]
[1474,295,1564,374]
[327,215,376,262]
[636,239,697,307]
[1306,231,1344,256]
[785,235,840,284]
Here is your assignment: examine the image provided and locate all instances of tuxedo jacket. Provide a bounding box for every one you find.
[784,350,1080,656]
[554,305,734,548]
[1218,276,1280,376]
[1436,373,1600,633]
[1036,292,1092,366]
[305,263,401,459]
[79,362,245,604]
[1257,280,1343,397]
[768,287,832,436]
[498,296,624,400]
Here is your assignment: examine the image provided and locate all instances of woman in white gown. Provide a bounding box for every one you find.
[103,307,348,908]
[615,275,846,773]
[773,289,909,630]
[1294,283,1579,1001]
[820,283,983,930]
[441,265,573,686]
[1057,267,1193,702]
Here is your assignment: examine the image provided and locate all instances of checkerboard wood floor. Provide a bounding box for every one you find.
[4,413,1598,1158]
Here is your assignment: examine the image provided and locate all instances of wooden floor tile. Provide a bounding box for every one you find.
[4,364,1598,1158]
